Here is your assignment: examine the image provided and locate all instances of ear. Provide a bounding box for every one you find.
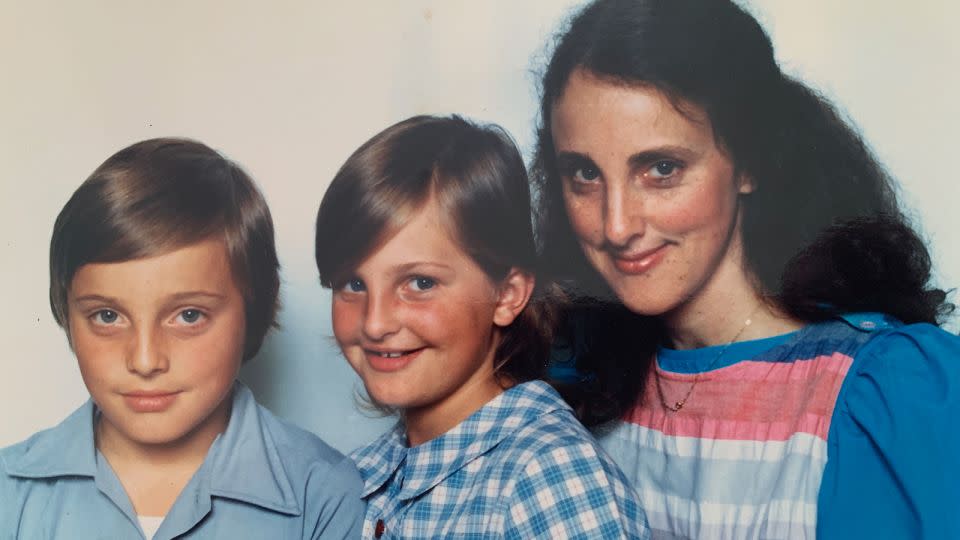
[737,171,755,195]
[493,268,535,328]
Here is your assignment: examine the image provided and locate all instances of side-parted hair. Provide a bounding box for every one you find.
[50,138,280,361]
[532,0,953,425]
[316,115,556,384]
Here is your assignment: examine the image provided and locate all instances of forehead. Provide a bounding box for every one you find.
[550,70,715,152]
[69,238,237,297]
[352,199,474,274]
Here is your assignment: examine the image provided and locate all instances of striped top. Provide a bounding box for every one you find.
[594,313,960,539]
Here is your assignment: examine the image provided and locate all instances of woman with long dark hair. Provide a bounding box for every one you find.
[533,0,960,537]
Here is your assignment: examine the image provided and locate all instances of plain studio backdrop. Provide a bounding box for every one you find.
[1,1,957,452]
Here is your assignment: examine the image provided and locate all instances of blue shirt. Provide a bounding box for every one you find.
[0,383,364,539]
[351,380,649,539]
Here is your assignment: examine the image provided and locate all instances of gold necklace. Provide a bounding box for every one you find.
[655,305,760,412]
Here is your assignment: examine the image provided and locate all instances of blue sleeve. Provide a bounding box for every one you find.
[305,455,366,540]
[818,323,960,538]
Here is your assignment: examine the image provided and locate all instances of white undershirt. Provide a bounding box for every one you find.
[137,516,164,540]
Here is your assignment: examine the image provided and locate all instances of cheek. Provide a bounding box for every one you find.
[69,323,117,383]
[657,183,735,236]
[181,316,245,380]
[562,191,602,243]
[408,295,494,343]
[331,300,362,343]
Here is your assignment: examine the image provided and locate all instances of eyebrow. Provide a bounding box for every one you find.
[627,145,699,168]
[555,145,699,169]
[71,294,120,305]
[71,291,226,304]
[390,261,454,275]
[555,151,594,167]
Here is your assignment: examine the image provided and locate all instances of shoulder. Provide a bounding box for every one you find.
[501,409,648,538]
[509,408,630,486]
[820,318,960,537]
[0,428,72,531]
[251,402,365,537]
[254,401,359,481]
[831,318,960,433]
[843,320,960,403]
[1,433,35,473]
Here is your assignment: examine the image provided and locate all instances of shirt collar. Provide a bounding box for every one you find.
[352,380,570,500]
[4,382,301,516]
[3,399,98,479]
[200,382,302,515]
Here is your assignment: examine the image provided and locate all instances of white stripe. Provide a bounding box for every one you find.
[597,421,828,463]
[640,487,817,532]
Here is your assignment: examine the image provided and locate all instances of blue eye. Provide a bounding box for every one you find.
[93,310,119,324]
[649,160,681,179]
[342,278,366,293]
[178,309,203,324]
[410,276,436,291]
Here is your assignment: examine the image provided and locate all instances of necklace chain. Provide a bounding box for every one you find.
[655,305,761,412]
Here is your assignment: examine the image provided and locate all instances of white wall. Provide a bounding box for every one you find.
[1,0,956,452]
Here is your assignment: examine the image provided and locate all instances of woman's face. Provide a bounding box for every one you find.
[550,69,754,317]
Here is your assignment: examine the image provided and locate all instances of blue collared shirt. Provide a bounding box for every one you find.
[352,380,649,539]
[1,383,364,539]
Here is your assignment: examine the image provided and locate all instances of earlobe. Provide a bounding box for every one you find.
[493,268,535,328]
[737,171,755,195]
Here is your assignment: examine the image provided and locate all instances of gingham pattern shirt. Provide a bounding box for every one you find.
[351,380,649,539]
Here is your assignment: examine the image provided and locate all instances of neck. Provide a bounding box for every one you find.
[97,397,231,469]
[96,393,232,515]
[404,347,507,447]
[664,246,802,350]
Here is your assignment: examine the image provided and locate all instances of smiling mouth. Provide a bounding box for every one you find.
[611,244,670,275]
[368,350,412,358]
[364,348,424,372]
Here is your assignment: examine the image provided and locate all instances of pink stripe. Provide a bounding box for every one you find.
[625,353,853,441]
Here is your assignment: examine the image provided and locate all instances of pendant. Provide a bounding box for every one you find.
[674,400,685,410]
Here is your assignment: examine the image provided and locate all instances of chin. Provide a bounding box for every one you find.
[608,285,676,316]
[362,383,410,410]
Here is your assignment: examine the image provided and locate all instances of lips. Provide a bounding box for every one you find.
[611,243,669,275]
[364,347,424,372]
[121,391,181,413]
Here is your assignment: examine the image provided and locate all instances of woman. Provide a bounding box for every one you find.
[532,0,960,538]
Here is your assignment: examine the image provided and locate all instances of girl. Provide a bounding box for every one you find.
[533,0,960,538]
[315,115,648,539]
[0,138,364,539]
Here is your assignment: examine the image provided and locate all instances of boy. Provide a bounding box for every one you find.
[0,138,363,539]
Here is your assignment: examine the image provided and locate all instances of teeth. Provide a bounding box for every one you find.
[373,351,405,358]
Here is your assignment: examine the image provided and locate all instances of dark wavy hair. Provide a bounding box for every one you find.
[532,0,953,425]
[50,138,280,362]
[316,115,557,386]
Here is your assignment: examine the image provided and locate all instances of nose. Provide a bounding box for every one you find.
[362,290,400,341]
[125,325,169,377]
[603,181,645,249]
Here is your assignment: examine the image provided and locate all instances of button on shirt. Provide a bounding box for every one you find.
[352,380,649,539]
[0,383,365,539]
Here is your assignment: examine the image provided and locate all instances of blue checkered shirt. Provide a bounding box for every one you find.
[351,380,649,539]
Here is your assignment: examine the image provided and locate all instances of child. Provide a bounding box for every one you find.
[315,116,649,539]
[0,138,364,539]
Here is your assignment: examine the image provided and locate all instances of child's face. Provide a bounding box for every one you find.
[68,238,246,449]
[332,200,515,425]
